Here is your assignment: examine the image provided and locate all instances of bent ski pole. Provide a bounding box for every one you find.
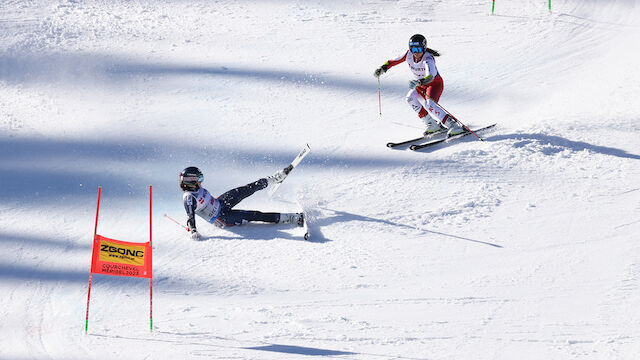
[164,213,189,232]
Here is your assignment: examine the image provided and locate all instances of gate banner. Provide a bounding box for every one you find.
[90,235,152,278]
[85,186,154,333]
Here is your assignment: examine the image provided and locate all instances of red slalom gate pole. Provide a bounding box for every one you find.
[85,273,93,333]
[85,186,102,333]
[149,185,153,331]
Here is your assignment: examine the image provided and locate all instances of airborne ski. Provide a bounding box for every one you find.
[268,144,311,197]
[386,128,446,148]
[409,124,497,151]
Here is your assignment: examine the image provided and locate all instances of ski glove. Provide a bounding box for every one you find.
[373,64,388,78]
[409,75,434,89]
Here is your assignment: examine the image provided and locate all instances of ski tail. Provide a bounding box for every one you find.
[268,144,311,197]
[386,128,447,148]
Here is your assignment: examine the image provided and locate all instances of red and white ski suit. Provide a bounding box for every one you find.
[384,50,449,123]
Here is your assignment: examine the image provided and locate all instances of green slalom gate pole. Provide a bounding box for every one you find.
[548,0,551,12]
[491,0,495,14]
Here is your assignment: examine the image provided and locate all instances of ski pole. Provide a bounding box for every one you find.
[434,101,485,141]
[449,113,484,141]
[164,213,189,232]
[377,76,382,116]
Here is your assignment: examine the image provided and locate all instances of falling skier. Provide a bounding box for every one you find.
[179,166,304,240]
[374,34,464,137]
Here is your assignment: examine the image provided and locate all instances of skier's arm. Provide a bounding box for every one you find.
[374,51,408,77]
[423,55,437,83]
[183,194,197,232]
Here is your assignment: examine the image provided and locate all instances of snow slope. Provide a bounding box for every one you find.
[1,0,639,359]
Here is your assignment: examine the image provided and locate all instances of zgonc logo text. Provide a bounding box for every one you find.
[101,244,144,258]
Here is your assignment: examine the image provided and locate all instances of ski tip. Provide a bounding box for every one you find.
[304,232,310,240]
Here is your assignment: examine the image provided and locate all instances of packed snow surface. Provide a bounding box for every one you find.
[1,0,639,359]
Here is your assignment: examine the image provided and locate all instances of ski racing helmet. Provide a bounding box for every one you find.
[179,166,203,191]
[409,34,427,54]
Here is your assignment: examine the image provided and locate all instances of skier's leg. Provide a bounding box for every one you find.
[424,97,464,136]
[217,179,268,209]
[406,88,425,116]
[218,210,280,226]
[217,210,303,226]
[424,75,444,101]
[407,89,441,134]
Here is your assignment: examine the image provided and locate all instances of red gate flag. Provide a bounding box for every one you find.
[90,235,152,278]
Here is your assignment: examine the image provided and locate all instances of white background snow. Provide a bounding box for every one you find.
[1,0,640,359]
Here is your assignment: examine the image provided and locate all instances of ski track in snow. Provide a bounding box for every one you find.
[1,0,640,359]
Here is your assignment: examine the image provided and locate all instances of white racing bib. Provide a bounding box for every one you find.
[184,188,221,222]
[405,51,438,80]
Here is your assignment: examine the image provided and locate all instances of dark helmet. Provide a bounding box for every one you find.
[179,166,203,191]
[409,34,427,53]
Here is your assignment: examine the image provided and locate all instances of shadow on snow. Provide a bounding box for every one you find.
[489,133,640,160]
[245,344,356,356]
[0,52,404,94]
[317,208,503,248]
[0,136,439,202]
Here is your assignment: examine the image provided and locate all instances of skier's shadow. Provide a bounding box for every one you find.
[316,208,502,248]
[200,224,310,242]
[487,133,640,159]
[416,132,640,160]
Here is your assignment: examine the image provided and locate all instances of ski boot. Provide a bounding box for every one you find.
[420,112,445,136]
[441,114,466,137]
[267,165,293,187]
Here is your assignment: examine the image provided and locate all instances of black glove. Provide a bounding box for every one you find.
[373,64,389,78]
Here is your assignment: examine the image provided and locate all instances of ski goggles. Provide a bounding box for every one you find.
[181,174,204,183]
[410,46,424,53]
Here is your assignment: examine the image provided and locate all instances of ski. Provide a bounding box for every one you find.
[386,128,446,148]
[409,124,497,151]
[268,143,311,197]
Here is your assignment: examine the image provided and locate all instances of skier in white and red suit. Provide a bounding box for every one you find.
[374,34,463,136]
